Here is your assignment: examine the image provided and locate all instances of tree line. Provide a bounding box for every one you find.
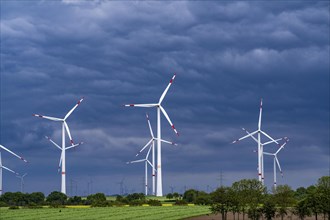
[182,176,329,220]
[0,175,328,220]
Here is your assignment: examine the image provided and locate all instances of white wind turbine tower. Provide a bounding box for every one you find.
[134,113,177,195]
[33,98,84,194]
[264,138,289,190]
[125,73,179,196]
[232,99,282,184]
[16,173,27,193]
[127,146,156,195]
[0,144,28,195]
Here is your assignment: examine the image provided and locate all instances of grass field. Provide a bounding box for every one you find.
[0,206,211,220]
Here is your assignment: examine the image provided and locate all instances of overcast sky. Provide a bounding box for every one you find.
[0,1,329,196]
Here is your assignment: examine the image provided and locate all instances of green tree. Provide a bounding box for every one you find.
[46,191,67,207]
[28,192,45,205]
[293,199,311,220]
[173,192,180,199]
[183,189,198,203]
[195,191,211,205]
[295,187,308,200]
[67,196,82,205]
[210,187,231,220]
[316,176,330,220]
[231,179,264,220]
[262,194,276,220]
[126,193,145,202]
[306,186,322,220]
[87,193,107,207]
[274,185,295,220]
[166,193,173,199]
[240,179,265,220]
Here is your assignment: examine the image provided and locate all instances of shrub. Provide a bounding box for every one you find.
[147,199,162,206]
[9,206,19,209]
[129,199,143,206]
[174,199,188,206]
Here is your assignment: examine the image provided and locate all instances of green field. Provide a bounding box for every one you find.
[0,206,211,220]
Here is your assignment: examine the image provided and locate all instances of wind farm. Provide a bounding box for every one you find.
[0,1,328,220]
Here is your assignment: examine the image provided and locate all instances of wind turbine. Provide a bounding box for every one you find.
[242,127,286,183]
[45,136,83,174]
[232,99,283,184]
[16,173,27,193]
[135,113,177,196]
[127,145,156,195]
[264,138,289,190]
[33,98,84,194]
[125,73,179,196]
[0,144,28,195]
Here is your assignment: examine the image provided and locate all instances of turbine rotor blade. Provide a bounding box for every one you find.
[58,152,63,173]
[260,131,280,146]
[129,159,145,164]
[147,160,157,172]
[45,136,62,150]
[158,139,178,146]
[275,141,289,154]
[65,142,83,150]
[159,105,179,136]
[275,156,283,176]
[263,152,273,156]
[263,138,283,146]
[64,98,84,120]
[136,139,153,157]
[124,104,158,108]
[146,113,154,138]
[258,98,263,130]
[159,73,176,104]
[64,121,74,145]
[146,145,152,159]
[1,165,18,175]
[33,114,62,121]
[0,145,28,163]
[232,130,258,144]
[242,128,258,143]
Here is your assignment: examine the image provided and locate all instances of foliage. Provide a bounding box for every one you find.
[210,187,231,220]
[29,192,45,205]
[87,193,108,207]
[293,199,311,220]
[67,196,83,205]
[273,185,295,220]
[174,199,188,206]
[183,189,209,204]
[126,193,145,202]
[46,191,67,207]
[166,193,173,199]
[9,205,20,209]
[147,199,162,206]
[316,176,330,220]
[173,192,180,199]
[262,195,276,220]
[183,189,199,203]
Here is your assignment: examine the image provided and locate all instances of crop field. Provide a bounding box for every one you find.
[0,206,211,220]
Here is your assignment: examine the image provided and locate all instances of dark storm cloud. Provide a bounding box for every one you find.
[0,1,328,194]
